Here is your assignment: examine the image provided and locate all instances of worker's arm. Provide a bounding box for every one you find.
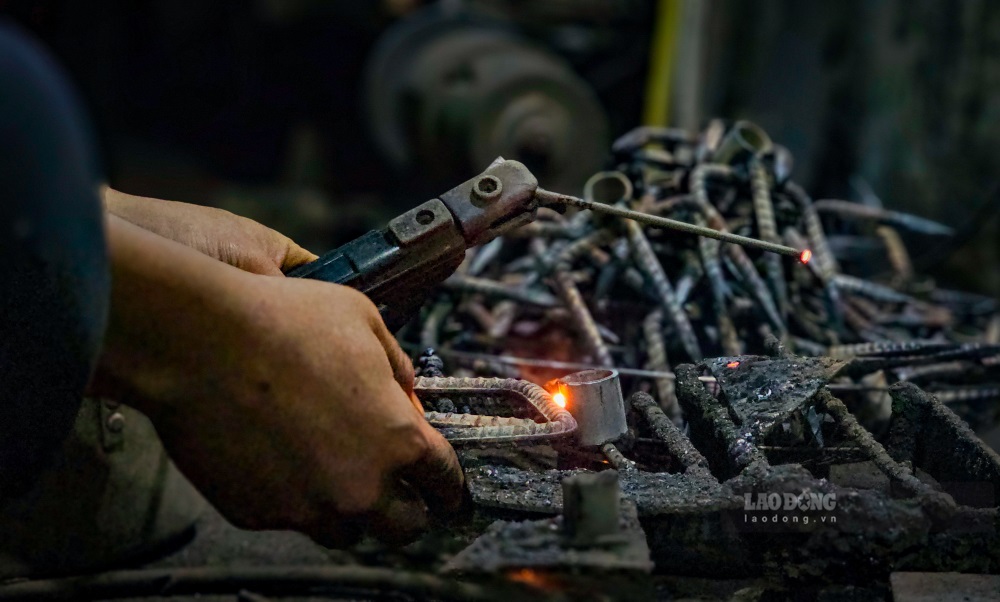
[102,186,317,275]
[89,215,463,546]
[0,21,109,496]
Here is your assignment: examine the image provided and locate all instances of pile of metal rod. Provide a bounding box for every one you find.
[404,120,1000,425]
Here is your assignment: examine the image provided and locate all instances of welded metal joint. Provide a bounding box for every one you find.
[415,376,577,445]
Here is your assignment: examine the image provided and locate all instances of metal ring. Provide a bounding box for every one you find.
[583,171,633,205]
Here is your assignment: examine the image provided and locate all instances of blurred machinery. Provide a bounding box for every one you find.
[364,6,610,193]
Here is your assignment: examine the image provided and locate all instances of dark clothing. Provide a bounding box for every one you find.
[0,22,107,496]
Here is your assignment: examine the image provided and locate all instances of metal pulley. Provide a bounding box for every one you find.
[364,7,609,194]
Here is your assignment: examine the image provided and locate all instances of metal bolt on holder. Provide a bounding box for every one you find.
[472,175,502,202]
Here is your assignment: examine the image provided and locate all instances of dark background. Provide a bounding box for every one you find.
[2,0,997,296]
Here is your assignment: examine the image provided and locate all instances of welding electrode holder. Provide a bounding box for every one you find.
[286,159,539,331]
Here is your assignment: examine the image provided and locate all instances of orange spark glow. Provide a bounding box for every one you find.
[726,361,740,369]
[799,249,813,265]
[506,568,559,590]
[552,391,567,408]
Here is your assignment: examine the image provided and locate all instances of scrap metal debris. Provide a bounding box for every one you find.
[446,353,1000,595]
[445,471,653,575]
[400,119,1000,429]
[399,120,1000,598]
[705,355,846,439]
[442,501,652,574]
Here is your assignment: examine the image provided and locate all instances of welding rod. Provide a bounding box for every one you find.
[535,189,807,260]
[402,344,712,382]
[408,345,871,394]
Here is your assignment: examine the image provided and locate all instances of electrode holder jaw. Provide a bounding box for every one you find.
[287,159,539,331]
[438,159,539,247]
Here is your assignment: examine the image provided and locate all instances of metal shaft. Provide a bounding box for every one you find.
[536,189,804,258]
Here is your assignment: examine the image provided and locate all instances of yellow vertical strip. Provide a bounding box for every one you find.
[642,0,683,127]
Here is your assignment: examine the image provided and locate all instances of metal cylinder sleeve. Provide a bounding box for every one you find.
[558,369,628,446]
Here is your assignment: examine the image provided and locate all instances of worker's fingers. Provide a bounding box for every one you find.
[310,479,431,548]
[308,514,367,550]
[409,391,425,415]
[400,422,465,518]
[280,240,320,273]
[367,479,430,545]
[243,257,285,277]
[368,314,417,397]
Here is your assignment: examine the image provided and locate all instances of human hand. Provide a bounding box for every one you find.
[103,186,317,275]
[94,218,463,546]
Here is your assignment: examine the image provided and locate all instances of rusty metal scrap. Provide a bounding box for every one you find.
[400,119,1000,416]
[459,352,1000,588]
[442,498,653,578]
[813,198,955,236]
[396,119,1000,597]
[704,355,847,439]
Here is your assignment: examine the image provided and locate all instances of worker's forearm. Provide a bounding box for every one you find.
[88,215,268,419]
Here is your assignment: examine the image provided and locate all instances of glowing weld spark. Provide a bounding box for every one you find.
[552,391,567,408]
[506,568,557,589]
[726,361,740,369]
[799,249,813,265]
